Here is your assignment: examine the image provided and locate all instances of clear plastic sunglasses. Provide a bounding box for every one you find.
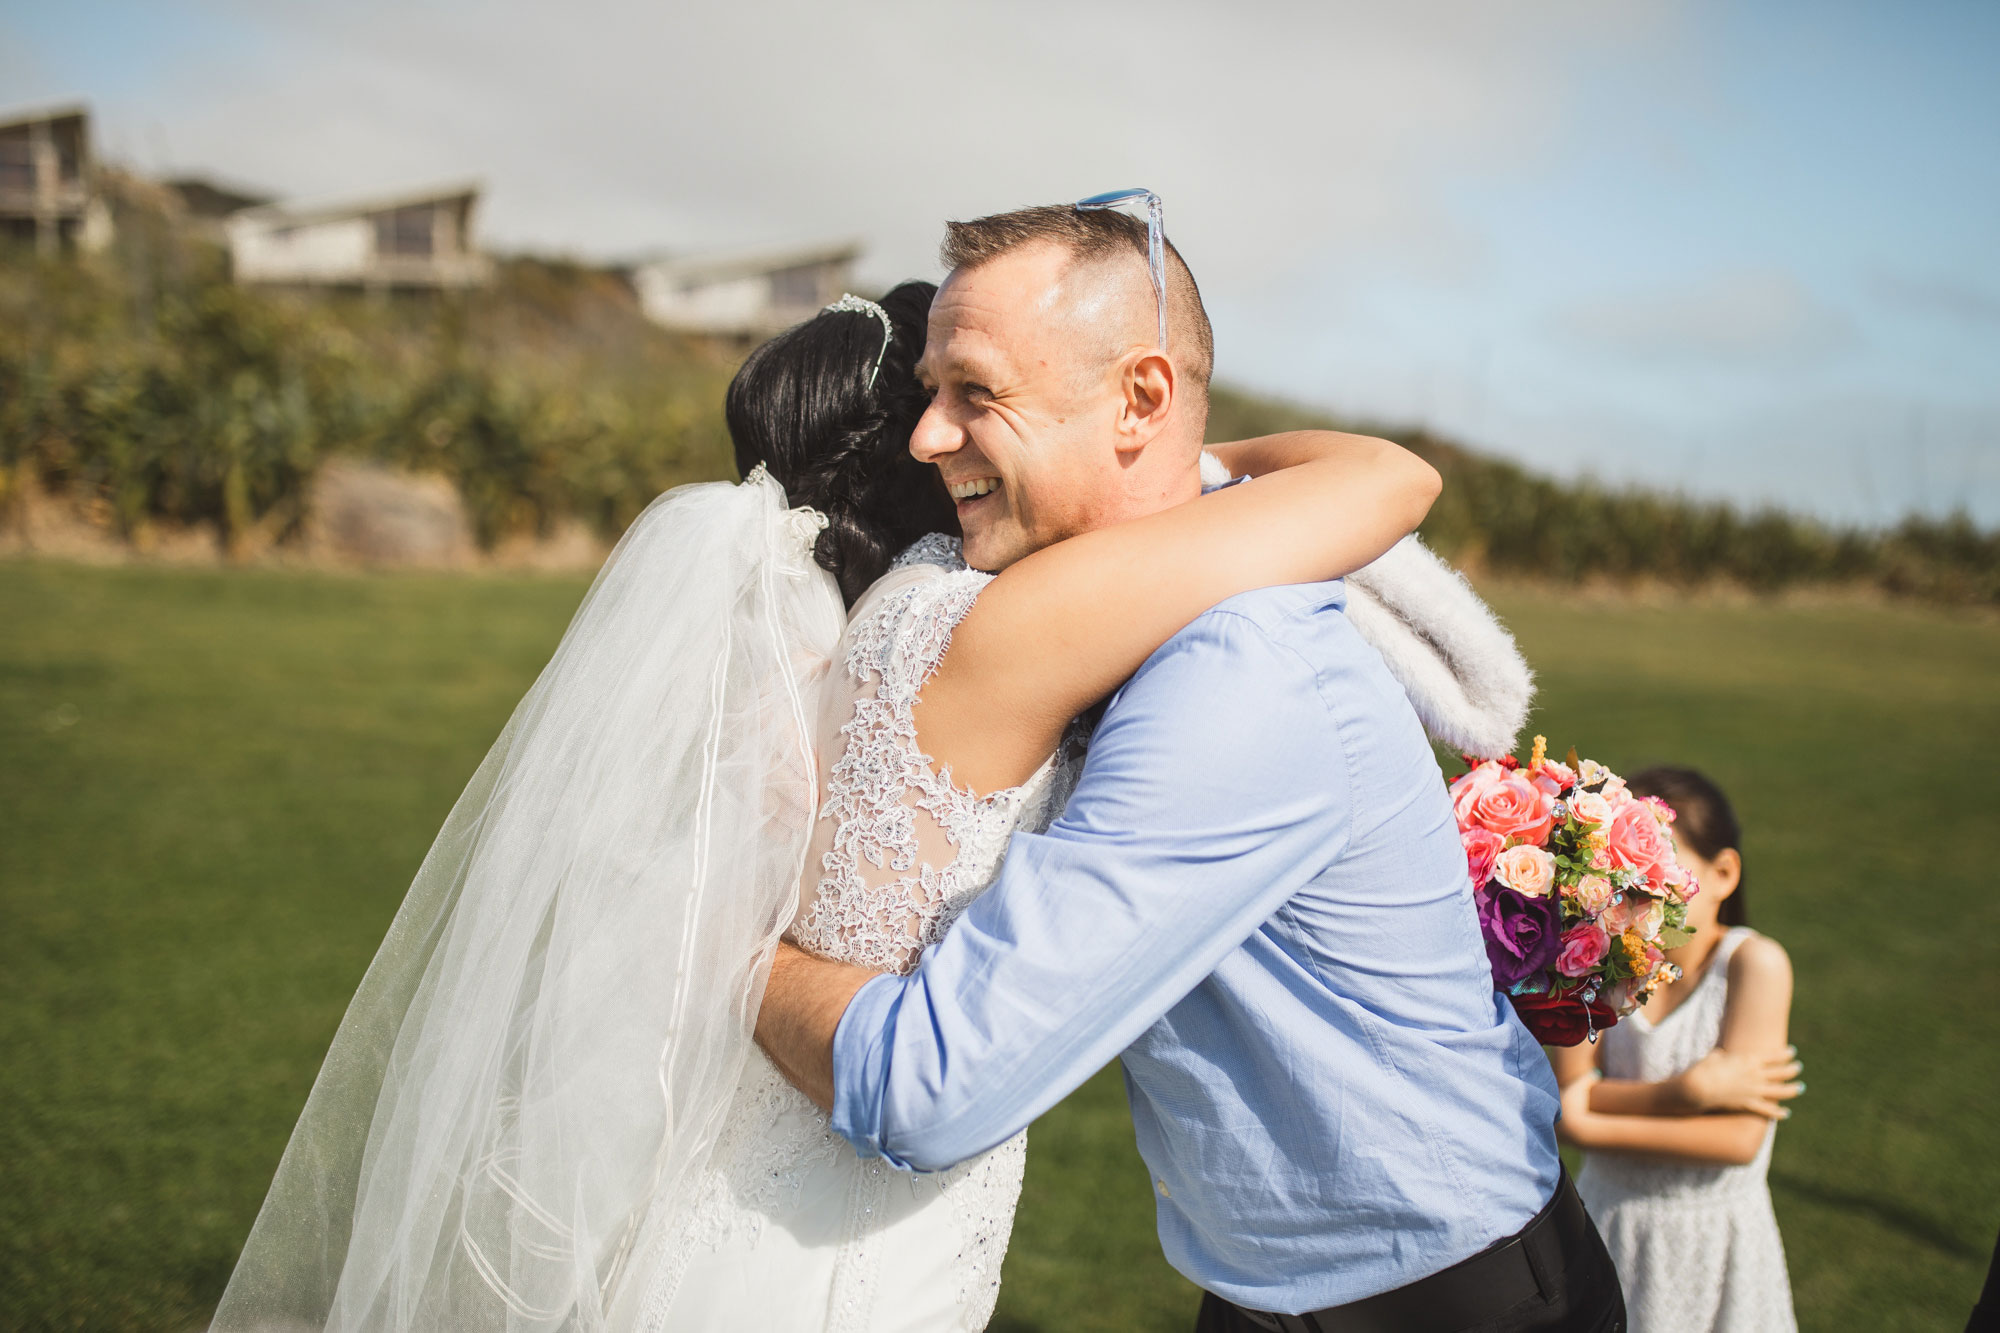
[1075,187,1168,349]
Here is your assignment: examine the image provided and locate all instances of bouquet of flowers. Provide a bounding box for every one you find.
[1452,737,1698,1045]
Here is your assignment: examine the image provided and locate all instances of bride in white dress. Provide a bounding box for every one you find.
[211,282,1508,1332]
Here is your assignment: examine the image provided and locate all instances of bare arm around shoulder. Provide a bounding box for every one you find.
[918,431,1439,792]
[1557,935,1796,1166]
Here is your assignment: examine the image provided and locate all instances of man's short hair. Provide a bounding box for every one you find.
[940,204,1214,395]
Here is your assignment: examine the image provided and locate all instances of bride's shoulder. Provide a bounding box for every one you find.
[844,536,992,697]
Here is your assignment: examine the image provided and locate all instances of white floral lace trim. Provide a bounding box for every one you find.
[789,565,1049,974]
[890,531,966,572]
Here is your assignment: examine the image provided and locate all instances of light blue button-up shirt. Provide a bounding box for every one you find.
[830,581,1562,1313]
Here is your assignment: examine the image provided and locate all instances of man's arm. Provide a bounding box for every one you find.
[756,603,1354,1171]
[754,942,875,1113]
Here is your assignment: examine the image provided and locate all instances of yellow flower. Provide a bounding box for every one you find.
[1529,735,1548,772]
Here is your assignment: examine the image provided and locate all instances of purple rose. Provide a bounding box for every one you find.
[1476,885,1562,989]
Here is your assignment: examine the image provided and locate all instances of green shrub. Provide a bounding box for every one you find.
[3,207,1992,605]
[1207,387,1998,605]
[0,186,735,552]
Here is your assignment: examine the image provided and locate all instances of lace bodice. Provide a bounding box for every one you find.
[624,534,1083,1333]
[790,533,1083,973]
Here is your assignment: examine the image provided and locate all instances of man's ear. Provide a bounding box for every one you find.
[1114,349,1176,457]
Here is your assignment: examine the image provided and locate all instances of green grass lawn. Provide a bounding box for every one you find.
[3,561,1995,1331]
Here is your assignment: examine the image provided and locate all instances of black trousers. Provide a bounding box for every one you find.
[1194,1171,1625,1333]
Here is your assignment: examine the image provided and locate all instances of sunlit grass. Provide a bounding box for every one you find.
[2,561,1993,1331]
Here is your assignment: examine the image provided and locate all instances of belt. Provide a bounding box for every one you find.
[1227,1169,1592,1333]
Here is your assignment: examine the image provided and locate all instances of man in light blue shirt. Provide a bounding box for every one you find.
[832,579,1564,1303]
[758,199,1624,1332]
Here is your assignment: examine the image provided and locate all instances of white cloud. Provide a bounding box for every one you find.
[46,0,1674,292]
[1550,270,1857,370]
[1870,270,2000,328]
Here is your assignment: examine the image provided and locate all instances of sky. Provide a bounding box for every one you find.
[4,0,1996,527]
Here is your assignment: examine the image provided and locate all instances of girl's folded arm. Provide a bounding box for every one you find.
[1559,1107,1772,1167]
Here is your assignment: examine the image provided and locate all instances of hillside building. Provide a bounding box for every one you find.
[164,176,276,242]
[631,240,862,336]
[0,104,114,254]
[226,182,493,291]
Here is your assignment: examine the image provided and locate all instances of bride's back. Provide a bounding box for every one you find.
[792,534,1082,975]
[609,532,1076,1333]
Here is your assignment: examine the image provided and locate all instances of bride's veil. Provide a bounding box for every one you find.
[210,469,845,1333]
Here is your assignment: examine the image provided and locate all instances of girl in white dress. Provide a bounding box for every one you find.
[212,278,1453,1333]
[1552,767,1804,1333]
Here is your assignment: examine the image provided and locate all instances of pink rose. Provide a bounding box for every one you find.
[1572,874,1614,914]
[1601,893,1664,939]
[1603,977,1640,1014]
[1450,763,1508,828]
[1495,844,1557,897]
[1532,772,1563,797]
[1556,923,1610,977]
[1666,862,1699,903]
[1539,759,1578,789]
[1640,794,1677,824]
[1461,827,1506,887]
[1462,773,1557,844]
[1569,791,1614,828]
[1606,802,1675,892]
[1599,775,1632,808]
[1590,847,1613,871]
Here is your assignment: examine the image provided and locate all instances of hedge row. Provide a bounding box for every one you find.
[1206,389,1998,605]
[3,196,1992,604]
[0,197,736,551]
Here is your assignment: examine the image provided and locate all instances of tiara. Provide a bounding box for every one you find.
[822,293,894,390]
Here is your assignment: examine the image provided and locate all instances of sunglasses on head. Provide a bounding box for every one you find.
[1074,187,1168,349]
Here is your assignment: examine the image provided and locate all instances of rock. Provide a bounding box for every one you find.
[307,459,474,567]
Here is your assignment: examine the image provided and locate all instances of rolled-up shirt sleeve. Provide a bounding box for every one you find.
[830,603,1355,1171]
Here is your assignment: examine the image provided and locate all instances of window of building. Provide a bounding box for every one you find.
[0,137,37,194]
[768,263,824,310]
[375,206,435,257]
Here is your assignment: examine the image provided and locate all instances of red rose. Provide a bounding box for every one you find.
[1510,989,1619,1047]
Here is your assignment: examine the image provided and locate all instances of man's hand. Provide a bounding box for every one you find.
[755,941,882,1113]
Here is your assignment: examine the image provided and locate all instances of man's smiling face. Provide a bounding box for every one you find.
[909,242,1129,572]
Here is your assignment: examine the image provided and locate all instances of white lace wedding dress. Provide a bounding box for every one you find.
[607,534,1083,1333]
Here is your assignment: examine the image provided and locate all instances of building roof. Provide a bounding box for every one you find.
[631,238,863,284]
[231,179,484,228]
[166,176,275,218]
[0,102,90,135]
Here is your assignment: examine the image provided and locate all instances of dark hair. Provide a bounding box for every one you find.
[939,203,1214,396]
[1627,766,1748,926]
[727,280,956,606]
